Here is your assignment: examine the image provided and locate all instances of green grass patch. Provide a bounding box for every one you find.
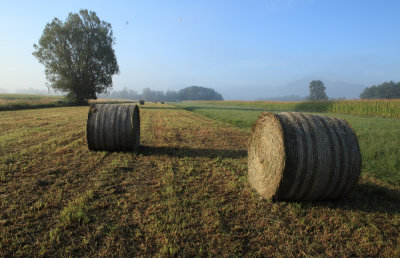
[59,190,95,228]
[173,101,400,184]
[173,99,400,118]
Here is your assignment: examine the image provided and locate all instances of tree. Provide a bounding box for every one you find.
[33,10,119,104]
[142,88,155,101]
[308,80,328,101]
[360,81,400,99]
[178,86,223,100]
[360,85,378,99]
[165,90,179,102]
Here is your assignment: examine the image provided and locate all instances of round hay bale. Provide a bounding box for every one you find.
[86,104,140,151]
[248,112,361,201]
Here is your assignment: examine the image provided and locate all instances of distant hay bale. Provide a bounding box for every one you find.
[161,101,165,104]
[139,100,145,105]
[247,112,362,201]
[86,104,140,151]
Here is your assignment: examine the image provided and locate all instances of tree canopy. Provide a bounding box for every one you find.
[33,9,119,104]
[360,81,400,99]
[178,86,223,101]
[308,80,328,101]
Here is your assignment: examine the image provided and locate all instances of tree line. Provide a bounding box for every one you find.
[100,85,223,102]
[360,81,400,99]
[307,80,400,100]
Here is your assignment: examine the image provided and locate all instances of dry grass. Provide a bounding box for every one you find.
[0,94,137,111]
[248,112,285,199]
[248,112,362,200]
[87,104,140,151]
[0,95,65,111]
[0,103,399,256]
[0,99,58,105]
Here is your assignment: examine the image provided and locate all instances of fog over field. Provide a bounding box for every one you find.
[267,78,366,100]
[1,0,400,100]
[1,2,400,255]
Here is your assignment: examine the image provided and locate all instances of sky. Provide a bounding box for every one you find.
[0,0,400,100]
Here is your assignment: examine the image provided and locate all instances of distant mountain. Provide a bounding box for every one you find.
[276,78,366,99]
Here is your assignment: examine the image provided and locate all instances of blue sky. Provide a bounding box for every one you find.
[0,0,399,99]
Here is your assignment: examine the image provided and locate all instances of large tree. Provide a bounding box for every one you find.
[308,80,328,101]
[33,9,119,104]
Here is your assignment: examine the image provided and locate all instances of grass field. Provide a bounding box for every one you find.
[0,94,65,111]
[0,103,399,256]
[174,101,400,184]
[0,94,63,100]
[177,99,400,118]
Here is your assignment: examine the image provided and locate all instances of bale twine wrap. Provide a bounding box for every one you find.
[248,112,361,201]
[87,104,140,151]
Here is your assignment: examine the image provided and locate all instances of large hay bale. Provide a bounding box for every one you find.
[248,112,361,201]
[86,104,140,151]
[139,100,145,105]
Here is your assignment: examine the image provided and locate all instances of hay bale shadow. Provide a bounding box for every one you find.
[139,146,247,159]
[306,183,400,215]
[139,107,177,110]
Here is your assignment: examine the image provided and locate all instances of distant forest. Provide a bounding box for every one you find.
[100,86,223,102]
[360,81,400,99]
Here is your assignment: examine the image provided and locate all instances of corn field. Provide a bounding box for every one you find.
[212,99,400,118]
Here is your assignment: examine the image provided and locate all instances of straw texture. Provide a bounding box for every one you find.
[248,112,362,201]
[86,104,140,151]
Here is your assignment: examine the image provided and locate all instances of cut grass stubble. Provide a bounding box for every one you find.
[0,103,399,256]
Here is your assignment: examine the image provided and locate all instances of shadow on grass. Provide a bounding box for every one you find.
[174,101,337,113]
[179,106,274,112]
[308,183,400,215]
[176,105,329,114]
[139,106,178,110]
[139,145,247,159]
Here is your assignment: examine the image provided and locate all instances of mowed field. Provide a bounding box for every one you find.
[1,103,399,256]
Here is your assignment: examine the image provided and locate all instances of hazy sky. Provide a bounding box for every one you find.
[1,0,399,99]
